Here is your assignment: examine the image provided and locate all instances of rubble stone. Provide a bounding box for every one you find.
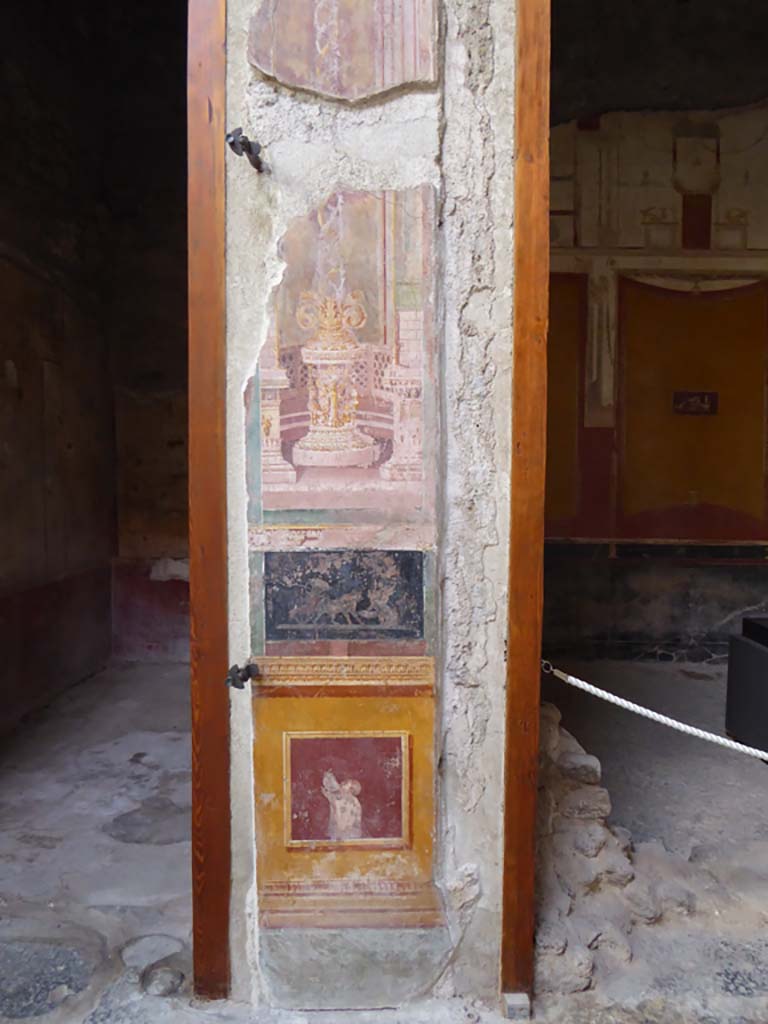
[590,921,633,964]
[624,880,662,924]
[535,921,568,955]
[559,786,612,821]
[593,845,635,888]
[611,826,633,854]
[534,703,668,999]
[558,728,588,757]
[557,752,602,785]
[140,964,184,997]
[657,879,696,916]
[556,821,609,859]
[534,944,594,995]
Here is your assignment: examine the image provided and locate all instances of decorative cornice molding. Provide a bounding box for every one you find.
[250,656,434,695]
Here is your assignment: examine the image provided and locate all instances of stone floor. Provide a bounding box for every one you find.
[3,659,768,1023]
[0,662,196,1022]
[0,663,507,1024]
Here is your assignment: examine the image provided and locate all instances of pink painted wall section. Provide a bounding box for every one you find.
[248,0,437,101]
[254,187,435,522]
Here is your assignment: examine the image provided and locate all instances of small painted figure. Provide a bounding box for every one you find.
[322,769,363,841]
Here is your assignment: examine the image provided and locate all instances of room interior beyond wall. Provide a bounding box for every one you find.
[105,2,190,663]
[0,4,114,734]
[0,0,189,735]
[543,104,768,662]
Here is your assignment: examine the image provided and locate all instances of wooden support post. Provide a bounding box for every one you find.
[188,0,230,1000]
[501,0,551,1005]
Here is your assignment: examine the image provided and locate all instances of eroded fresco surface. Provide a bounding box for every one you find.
[247,161,440,949]
[248,0,437,101]
[252,187,434,517]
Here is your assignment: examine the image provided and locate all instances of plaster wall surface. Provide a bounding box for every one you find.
[224,0,515,1008]
[550,107,768,256]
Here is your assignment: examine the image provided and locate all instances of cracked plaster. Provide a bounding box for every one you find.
[225,0,516,1007]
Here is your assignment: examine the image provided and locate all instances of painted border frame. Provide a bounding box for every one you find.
[188,0,230,999]
[501,0,551,1001]
[283,730,411,849]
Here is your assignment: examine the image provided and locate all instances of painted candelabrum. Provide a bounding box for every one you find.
[292,290,378,467]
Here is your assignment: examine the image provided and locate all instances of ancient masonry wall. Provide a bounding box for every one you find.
[535,703,700,1000]
[224,0,516,1008]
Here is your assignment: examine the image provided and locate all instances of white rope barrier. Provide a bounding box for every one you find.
[542,660,768,762]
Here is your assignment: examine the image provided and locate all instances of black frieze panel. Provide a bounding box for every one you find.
[264,550,424,641]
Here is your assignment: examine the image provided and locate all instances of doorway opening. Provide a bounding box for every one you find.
[0,0,192,1014]
[538,0,768,1009]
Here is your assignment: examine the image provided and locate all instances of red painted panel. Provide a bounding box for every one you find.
[289,734,405,844]
[546,273,614,540]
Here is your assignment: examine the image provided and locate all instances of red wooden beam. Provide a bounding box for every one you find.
[501,0,551,1000]
[187,0,230,999]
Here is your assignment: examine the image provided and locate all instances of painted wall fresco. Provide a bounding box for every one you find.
[287,733,407,846]
[246,88,441,953]
[251,655,434,692]
[248,0,437,102]
[264,550,424,642]
[619,278,768,537]
[253,693,440,931]
[252,187,434,515]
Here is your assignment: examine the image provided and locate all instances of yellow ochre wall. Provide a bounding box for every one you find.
[620,279,768,526]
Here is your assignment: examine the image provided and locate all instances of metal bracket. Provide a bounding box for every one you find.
[225,128,266,173]
[226,663,258,690]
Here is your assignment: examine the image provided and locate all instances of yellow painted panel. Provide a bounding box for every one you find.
[546,275,584,523]
[253,694,434,887]
[621,280,767,522]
